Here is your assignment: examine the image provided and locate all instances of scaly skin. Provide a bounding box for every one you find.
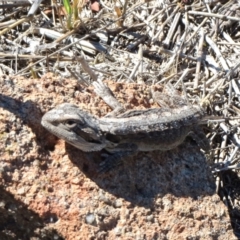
[41,81,209,172]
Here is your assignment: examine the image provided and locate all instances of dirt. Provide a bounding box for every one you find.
[0,73,236,239]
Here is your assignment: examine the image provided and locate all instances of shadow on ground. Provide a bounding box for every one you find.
[220,170,240,238]
[0,186,63,240]
[66,140,216,207]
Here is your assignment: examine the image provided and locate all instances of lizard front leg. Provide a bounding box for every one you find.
[188,126,210,152]
[93,79,126,117]
[99,143,138,172]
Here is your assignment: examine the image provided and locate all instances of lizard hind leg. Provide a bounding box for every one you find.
[188,128,210,152]
[151,83,187,108]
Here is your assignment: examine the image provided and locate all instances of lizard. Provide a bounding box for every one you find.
[41,80,210,172]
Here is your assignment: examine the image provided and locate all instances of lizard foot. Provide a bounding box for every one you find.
[188,130,210,152]
[98,151,135,173]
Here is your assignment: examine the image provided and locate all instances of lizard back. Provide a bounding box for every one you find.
[99,105,204,136]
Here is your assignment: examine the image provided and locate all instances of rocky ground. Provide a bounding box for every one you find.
[0,73,236,239]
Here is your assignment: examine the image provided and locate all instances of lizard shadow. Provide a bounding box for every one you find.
[0,94,58,155]
[0,185,64,239]
[66,141,216,207]
[219,170,240,237]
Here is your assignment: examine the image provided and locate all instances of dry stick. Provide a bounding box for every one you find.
[202,78,225,103]
[99,0,112,11]
[228,80,232,106]
[215,176,220,194]
[138,44,143,82]
[0,53,73,61]
[226,193,234,209]
[174,68,190,105]
[53,0,66,29]
[27,0,49,20]
[0,63,14,74]
[121,0,129,23]
[90,67,113,76]
[220,122,240,148]
[174,68,190,87]
[156,73,177,84]
[129,46,143,80]
[54,29,76,43]
[131,10,160,39]
[217,161,240,171]
[77,56,98,82]
[194,29,205,90]
[205,36,229,71]
[129,59,141,81]
[224,146,239,165]
[0,20,16,29]
[217,42,240,46]
[219,133,227,163]
[222,32,236,44]
[0,7,24,23]
[231,105,240,115]
[204,1,211,13]
[126,36,147,51]
[0,17,31,37]
[65,66,89,86]
[186,3,219,44]
[182,18,229,71]
[157,47,197,61]
[147,6,168,23]
[202,62,208,98]
[15,48,18,73]
[157,31,189,78]
[0,2,30,8]
[188,10,240,22]
[221,32,240,54]
[15,27,115,74]
[15,2,147,75]
[172,24,181,44]
[205,72,223,87]
[163,12,181,48]
[142,7,169,39]
[51,0,56,26]
[175,11,189,74]
[232,80,240,100]
[32,28,100,55]
[184,17,208,46]
[152,5,179,43]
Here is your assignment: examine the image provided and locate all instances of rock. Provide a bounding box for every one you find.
[0,73,236,239]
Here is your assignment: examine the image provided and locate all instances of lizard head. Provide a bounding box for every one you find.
[41,103,106,152]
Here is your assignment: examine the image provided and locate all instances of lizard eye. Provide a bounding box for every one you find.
[65,120,77,127]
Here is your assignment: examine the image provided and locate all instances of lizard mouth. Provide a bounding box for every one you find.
[70,125,104,144]
[61,128,106,152]
[77,130,103,144]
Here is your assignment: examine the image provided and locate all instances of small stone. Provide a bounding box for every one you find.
[71,177,81,184]
[17,187,27,195]
[114,227,122,236]
[114,199,123,208]
[85,213,95,225]
[146,215,154,222]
